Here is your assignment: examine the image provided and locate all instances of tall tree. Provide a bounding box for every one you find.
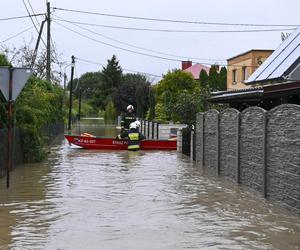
[102,55,122,96]
[208,65,219,91]
[112,73,150,116]
[219,66,227,91]
[199,69,209,88]
[148,87,156,120]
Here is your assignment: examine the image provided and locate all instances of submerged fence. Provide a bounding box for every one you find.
[193,104,300,215]
[0,122,64,178]
[0,128,23,178]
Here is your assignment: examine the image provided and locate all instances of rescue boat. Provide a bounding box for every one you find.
[64,134,177,150]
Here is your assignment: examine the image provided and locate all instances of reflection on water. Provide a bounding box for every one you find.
[71,118,118,137]
[0,121,299,250]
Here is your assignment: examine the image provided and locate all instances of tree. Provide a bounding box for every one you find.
[154,70,196,121]
[102,55,122,97]
[208,65,219,91]
[219,66,227,91]
[173,90,203,126]
[0,54,11,66]
[1,41,64,84]
[112,73,150,116]
[199,69,209,88]
[207,65,227,91]
[148,87,156,120]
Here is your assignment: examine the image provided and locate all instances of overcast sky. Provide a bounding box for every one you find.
[1,0,300,82]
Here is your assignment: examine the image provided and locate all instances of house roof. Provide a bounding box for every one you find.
[210,81,300,103]
[227,49,274,61]
[183,63,210,79]
[246,25,300,84]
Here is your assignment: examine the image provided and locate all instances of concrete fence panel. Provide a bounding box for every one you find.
[195,113,204,166]
[267,104,300,213]
[204,110,219,173]
[240,107,266,193]
[219,109,239,181]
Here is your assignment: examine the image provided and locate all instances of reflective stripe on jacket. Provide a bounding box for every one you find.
[128,132,140,150]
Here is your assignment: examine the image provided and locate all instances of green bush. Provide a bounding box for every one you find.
[15,77,63,162]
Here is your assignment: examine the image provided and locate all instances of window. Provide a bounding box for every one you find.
[232,69,237,84]
[242,66,247,81]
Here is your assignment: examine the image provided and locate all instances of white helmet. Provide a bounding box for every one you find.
[129,122,137,129]
[127,105,134,111]
[135,120,141,128]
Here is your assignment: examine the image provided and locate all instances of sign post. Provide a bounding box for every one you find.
[0,67,32,188]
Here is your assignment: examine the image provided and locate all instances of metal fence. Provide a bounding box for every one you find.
[182,128,191,156]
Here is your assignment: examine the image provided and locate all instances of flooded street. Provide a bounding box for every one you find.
[0,121,299,249]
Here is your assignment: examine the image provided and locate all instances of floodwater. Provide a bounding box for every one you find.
[0,120,299,250]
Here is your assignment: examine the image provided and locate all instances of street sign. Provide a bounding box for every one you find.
[0,67,10,101]
[0,66,32,188]
[0,67,32,101]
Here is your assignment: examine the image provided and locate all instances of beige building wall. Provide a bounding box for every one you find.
[227,50,273,90]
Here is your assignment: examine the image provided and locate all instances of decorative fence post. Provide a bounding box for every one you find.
[262,111,267,198]
[216,114,220,175]
[190,130,194,160]
[152,121,155,139]
[236,113,241,184]
[147,120,150,139]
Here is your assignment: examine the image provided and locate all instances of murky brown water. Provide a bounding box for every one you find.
[0,120,299,250]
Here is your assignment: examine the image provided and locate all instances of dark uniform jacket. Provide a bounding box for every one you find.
[121,112,136,130]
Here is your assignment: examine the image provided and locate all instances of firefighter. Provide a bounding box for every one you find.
[118,122,145,150]
[120,105,136,133]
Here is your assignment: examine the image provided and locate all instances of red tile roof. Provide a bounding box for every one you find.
[183,63,210,79]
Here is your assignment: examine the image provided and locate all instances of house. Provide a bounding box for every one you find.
[181,61,210,80]
[227,49,273,90]
[209,27,300,111]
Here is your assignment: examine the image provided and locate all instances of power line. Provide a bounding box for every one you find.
[22,0,47,47]
[27,0,41,27]
[53,20,264,68]
[1,26,34,43]
[52,7,298,27]
[53,18,296,33]
[53,20,188,63]
[0,13,45,22]
[76,57,162,78]
[53,15,225,63]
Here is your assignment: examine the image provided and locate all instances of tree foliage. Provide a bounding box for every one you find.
[102,55,122,96]
[208,65,227,91]
[154,70,196,122]
[0,54,10,128]
[15,77,63,162]
[1,41,64,84]
[199,69,209,88]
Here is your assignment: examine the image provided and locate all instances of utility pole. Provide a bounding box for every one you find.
[78,87,82,121]
[31,19,46,68]
[46,1,51,81]
[6,68,13,188]
[68,55,75,131]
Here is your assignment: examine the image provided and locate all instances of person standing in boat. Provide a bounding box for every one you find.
[118,122,145,150]
[121,105,136,133]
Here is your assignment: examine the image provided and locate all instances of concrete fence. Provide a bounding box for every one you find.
[195,104,300,215]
